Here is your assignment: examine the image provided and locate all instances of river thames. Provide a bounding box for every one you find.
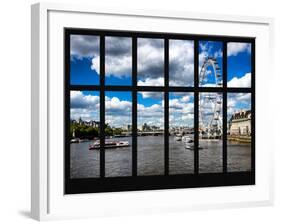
[70,136,251,178]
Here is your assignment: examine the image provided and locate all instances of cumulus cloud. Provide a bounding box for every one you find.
[71,36,195,87]
[169,40,194,86]
[104,37,132,78]
[227,42,251,57]
[91,37,132,78]
[169,94,194,127]
[137,38,164,85]
[70,35,100,59]
[138,102,164,128]
[137,77,164,87]
[70,91,100,121]
[227,73,251,88]
[105,96,132,115]
[70,91,99,109]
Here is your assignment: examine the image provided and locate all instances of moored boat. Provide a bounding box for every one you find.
[185,144,203,150]
[182,135,193,143]
[174,134,182,141]
[70,138,79,143]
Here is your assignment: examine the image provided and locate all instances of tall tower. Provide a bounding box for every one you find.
[72,128,76,138]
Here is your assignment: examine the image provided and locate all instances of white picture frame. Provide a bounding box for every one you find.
[31,2,275,221]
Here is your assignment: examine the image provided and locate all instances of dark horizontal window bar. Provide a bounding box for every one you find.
[65,172,254,194]
[69,85,253,93]
[66,28,255,42]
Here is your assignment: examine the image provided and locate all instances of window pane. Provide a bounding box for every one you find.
[198,41,223,87]
[137,38,164,86]
[227,93,251,171]
[137,92,164,175]
[105,91,132,177]
[70,91,100,178]
[169,93,194,174]
[105,37,132,85]
[169,40,194,86]
[70,35,100,85]
[199,92,223,173]
[227,42,251,88]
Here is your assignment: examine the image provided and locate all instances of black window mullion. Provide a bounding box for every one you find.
[251,40,255,175]
[65,30,71,187]
[132,37,137,176]
[194,40,199,174]
[164,38,169,176]
[100,35,105,178]
[223,41,228,173]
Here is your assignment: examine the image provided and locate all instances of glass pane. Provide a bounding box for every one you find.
[227,93,251,171]
[169,92,194,174]
[169,40,194,86]
[137,38,164,86]
[105,37,132,85]
[137,92,164,175]
[70,35,100,85]
[105,91,132,177]
[227,42,251,88]
[70,91,100,178]
[199,92,223,173]
[198,41,223,87]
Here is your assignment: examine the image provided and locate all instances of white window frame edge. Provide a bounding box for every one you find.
[31,2,275,221]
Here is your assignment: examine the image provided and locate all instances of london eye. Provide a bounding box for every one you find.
[199,56,223,138]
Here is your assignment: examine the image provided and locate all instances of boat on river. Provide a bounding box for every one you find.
[185,143,203,150]
[174,134,182,141]
[182,135,193,143]
[70,138,79,143]
[89,140,130,150]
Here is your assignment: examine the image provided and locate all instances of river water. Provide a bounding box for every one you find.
[70,136,251,178]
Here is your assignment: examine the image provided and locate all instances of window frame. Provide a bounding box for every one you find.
[65,28,255,194]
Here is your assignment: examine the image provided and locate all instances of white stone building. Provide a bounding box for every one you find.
[229,110,251,136]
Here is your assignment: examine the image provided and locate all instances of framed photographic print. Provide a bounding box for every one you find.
[31,2,274,221]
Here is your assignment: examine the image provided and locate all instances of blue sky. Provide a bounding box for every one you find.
[199,41,223,87]
[227,93,251,121]
[227,42,251,87]
[70,35,252,127]
[198,41,251,87]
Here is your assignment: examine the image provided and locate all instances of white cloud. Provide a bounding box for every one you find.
[91,37,132,77]
[227,42,251,57]
[137,38,164,83]
[70,91,99,109]
[70,35,99,59]
[227,73,251,88]
[91,56,100,73]
[137,77,164,86]
[70,92,195,128]
[70,91,100,121]
[169,40,194,86]
[105,96,132,114]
